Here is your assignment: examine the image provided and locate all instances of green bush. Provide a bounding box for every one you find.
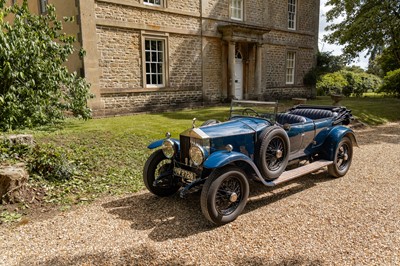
[0,140,78,181]
[0,1,92,131]
[379,68,400,97]
[28,144,76,181]
[316,72,348,96]
[317,71,382,97]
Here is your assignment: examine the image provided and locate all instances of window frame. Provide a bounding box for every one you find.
[288,0,297,30]
[285,51,296,85]
[141,34,169,89]
[230,0,244,21]
[143,0,164,8]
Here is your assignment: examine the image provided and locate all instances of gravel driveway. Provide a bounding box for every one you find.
[1,123,399,265]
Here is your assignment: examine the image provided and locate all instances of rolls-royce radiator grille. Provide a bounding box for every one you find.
[180,136,207,165]
[180,135,191,164]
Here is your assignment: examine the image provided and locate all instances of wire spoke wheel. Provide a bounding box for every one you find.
[256,126,290,180]
[328,136,353,178]
[215,177,242,216]
[201,166,249,225]
[265,136,285,171]
[143,150,180,197]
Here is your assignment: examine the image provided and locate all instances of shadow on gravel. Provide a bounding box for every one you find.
[103,171,334,242]
[36,244,186,266]
[355,122,400,145]
[37,246,323,265]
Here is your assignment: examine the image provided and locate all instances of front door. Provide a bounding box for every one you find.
[234,58,243,100]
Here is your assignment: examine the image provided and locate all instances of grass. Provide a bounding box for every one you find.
[2,95,400,207]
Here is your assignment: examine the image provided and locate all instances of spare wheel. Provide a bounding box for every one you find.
[255,126,290,180]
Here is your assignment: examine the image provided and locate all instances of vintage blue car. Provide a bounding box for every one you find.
[143,100,357,225]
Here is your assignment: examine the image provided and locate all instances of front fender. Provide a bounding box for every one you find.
[147,138,180,150]
[322,126,358,160]
[204,150,253,169]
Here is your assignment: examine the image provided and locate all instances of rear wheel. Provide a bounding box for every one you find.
[328,136,353,178]
[255,126,290,180]
[200,166,249,225]
[143,150,180,196]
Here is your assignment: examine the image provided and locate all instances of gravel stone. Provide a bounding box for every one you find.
[0,123,399,265]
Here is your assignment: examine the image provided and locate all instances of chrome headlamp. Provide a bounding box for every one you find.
[162,139,175,159]
[189,144,205,166]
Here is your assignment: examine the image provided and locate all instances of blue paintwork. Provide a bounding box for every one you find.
[203,150,253,169]
[148,138,180,151]
[322,126,356,160]
[146,104,356,187]
[200,117,270,138]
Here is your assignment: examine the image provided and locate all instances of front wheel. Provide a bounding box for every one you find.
[328,136,353,178]
[143,149,180,196]
[200,166,249,225]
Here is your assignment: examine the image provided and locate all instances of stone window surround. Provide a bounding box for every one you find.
[39,0,48,14]
[286,50,296,85]
[141,31,169,89]
[141,0,167,8]
[230,0,245,22]
[288,0,297,30]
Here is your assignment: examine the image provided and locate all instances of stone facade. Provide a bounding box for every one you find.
[78,0,320,115]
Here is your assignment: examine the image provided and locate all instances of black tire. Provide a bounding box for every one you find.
[200,166,249,225]
[255,126,290,180]
[201,119,221,126]
[328,136,353,178]
[143,149,180,197]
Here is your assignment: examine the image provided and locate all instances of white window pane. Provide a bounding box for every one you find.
[231,0,243,20]
[145,39,164,86]
[288,0,296,29]
[286,52,295,84]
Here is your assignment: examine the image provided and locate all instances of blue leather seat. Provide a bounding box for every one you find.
[288,108,337,120]
[276,113,307,124]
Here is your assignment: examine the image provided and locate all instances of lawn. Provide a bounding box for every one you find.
[2,96,400,212]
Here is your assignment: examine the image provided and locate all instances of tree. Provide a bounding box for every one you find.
[303,51,345,87]
[324,0,400,65]
[0,0,92,131]
[379,69,400,97]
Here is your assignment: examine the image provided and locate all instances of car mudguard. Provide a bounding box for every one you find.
[203,150,254,169]
[147,138,180,150]
[322,126,358,160]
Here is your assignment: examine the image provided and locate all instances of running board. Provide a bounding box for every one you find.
[259,160,333,187]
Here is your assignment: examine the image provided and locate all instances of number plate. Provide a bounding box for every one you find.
[173,167,196,181]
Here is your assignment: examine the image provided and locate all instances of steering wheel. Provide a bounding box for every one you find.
[242,108,260,117]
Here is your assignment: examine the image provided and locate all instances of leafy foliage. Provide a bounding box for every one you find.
[379,68,400,97]
[317,72,348,95]
[317,70,382,96]
[0,0,92,131]
[324,0,400,65]
[0,140,78,181]
[303,51,346,87]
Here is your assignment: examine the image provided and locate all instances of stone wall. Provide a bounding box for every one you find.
[202,37,222,102]
[97,26,142,90]
[169,34,202,89]
[95,2,200,32]
[101,90,203,115]
[88,0,319,115]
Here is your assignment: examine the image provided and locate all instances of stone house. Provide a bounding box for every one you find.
[10,0,320,116]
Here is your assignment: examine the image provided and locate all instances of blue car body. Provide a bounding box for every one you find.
[144,101,357,224]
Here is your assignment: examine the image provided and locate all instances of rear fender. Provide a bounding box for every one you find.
[322,126,358,160]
